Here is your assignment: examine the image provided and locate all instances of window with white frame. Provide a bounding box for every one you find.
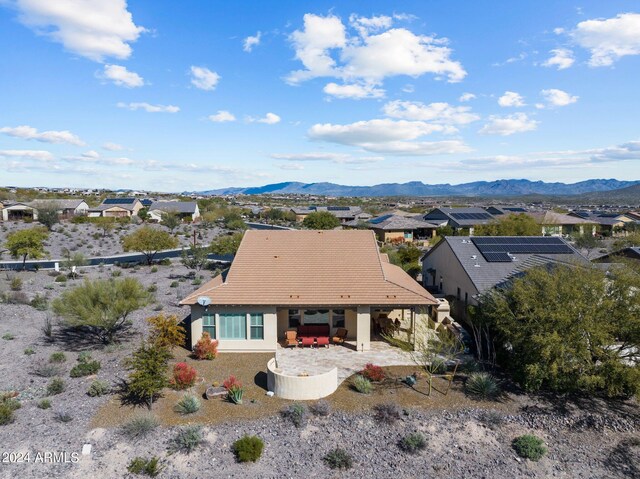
[250,313,264,340]
[203,313,216,339]
[219,313,246,339]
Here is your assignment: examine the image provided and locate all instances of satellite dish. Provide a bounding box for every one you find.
[197,296,212,307]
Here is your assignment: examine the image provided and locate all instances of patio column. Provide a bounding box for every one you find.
[356,306,371,351]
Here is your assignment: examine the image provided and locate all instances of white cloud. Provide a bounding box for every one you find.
[540,88,578,107]
[13,0,145,62]
[570,13,640,66]
[278,163,304,170]
[102,142,124,151]
[117,102,180,113]
[498,91,526,107]
[459,92,476,102]
[308,118,471,156]
[382,100,479,125]
[243,31,261,52]
[542,48,575,70]
[102,64,144,87]
[247,113,281,124]
[0,125,85,145]
[190,66,220,91]
[0,149,55,161]
[271,152,386,164]
[479,113,538,136]
[208,110,236,123]
[286,13,466,87]
[323,82,385,99]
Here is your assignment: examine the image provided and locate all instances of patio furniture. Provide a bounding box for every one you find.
[297,324,330,340]
[285,330,299,347]
[331,328,348,344]
[300,336,315,348]
[316,336,330,348]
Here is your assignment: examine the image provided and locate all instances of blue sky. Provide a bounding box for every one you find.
[1,1,639,191]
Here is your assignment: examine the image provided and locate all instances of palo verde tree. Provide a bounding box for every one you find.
[181,244,210,271]
[474,263,640,398]
[160,211,181,232]
[210,232,243,255]
[122,225,179,265]
[302,211,341,230]
[52,277,152,343]
[93,216,116,237]
[5,227,49,269]
[474,213,540,236]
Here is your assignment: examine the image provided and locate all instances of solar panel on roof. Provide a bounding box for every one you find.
[327,206,350,211]
[103,198,135,205]
[482,252,513,262]
[470,236,573,256]
[369,214,392,224]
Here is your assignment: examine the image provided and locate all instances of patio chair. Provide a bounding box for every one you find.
[285,330,299,348]
[316,336,330,348]
[331,328,348,344]
[300,336,315,348]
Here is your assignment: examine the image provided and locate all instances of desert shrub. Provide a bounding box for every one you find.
[191,277,202,286]
[37,399,52,409]
[34,364,62,378]
[111,270,122,277]
[54,274,67,283]
[465,372,501,401]
[24,347,35,355]
[42,315,54,341]
[352,374,373,394]
[310,399,331,417]
[2,332,15,340]
[170,362,197,390]
[512,434,547,461]
[147,285,157,293]
[193,332,218,360]
[127,456,163,477]
[223,375,244,404]
[361,363,385,382]
[281,403,307,428]
[147,314,186,350]
[150,266,158,273]
[169,425,204,454]
[10,276,23,291]
[70,359,101,377]
[30,294,48,310]
[87,380,111,397]
[373,403,401,425]
[120,415,159,440]
[480,410,505,429]
[6,291,29,304]
[323,448,353,470]
[54,411,73,423]
[399,432,427,453]
[47,378,66,395]
[233,435,264,463]
[0,394,21,426]
[170,281,179,288]
[78,351,92,362]
[174,394,201,415]
[49,352,66,363]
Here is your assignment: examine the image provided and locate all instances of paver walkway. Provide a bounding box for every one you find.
[275,341,415,384]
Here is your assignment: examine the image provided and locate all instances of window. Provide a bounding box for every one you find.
[219,313,246,339]
[404,231,412,239]
[465,292,468,305]
[250,313,264,340]
[332,309,345,328]
[288,309,300,328]
[457,287,461,300]
[203,314,216,339]
[304,309,329,324]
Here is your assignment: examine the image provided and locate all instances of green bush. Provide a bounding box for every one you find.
[170,281,179,288]
[127,456,163,477]
[352,374,373,394]
[87,380,111,397]
[10,276,23,291]
[54,274,67,283]
[399,432,427,453]
[30,294,49,311]
[465,372,501,401]
[34,364,62,377]
[173,394,201,415]
[281,403,307,428]
[150,266,158,273]
[47,377,66,396]
[233,435,264,463]
[54,411,73,423]
[323,448,353,470]
[37,399,52,409]
[24,347,35,355]
[0,396,21,426]
[2,333,15,340]
[70,359,101,377]
[49,352,67,363]
[147,284,157,293]
[512,434,547,461]
[120,415,159,440]
[169,425,204,454]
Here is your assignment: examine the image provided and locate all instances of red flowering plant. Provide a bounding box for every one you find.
[170,362,197,389]
[361,363,386,382]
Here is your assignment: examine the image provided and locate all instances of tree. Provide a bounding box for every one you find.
[93,216,116,237]
[210,232,243,255]
[52,278,151,343]
[475,264,640,398]
[181,244,210,271]
[475,213,540,236]
[5,227,48,269]
[122,226,179,265]
[160,211,181,232]
[573,232,598,249]
[147,314,186,351]
[37,203,59,230]
[124,341,171,409]
[137,207,149,222]
[302,211,341,230]
[61,248,88,279]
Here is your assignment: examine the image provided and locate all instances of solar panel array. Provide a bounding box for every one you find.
[369,214,393,224]
[103,198,135,205]
[327,206,350,211]
[471,236,573,262]
[450,212,493,220]
[504,207,527,212]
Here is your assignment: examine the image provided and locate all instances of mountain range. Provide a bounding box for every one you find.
[189,179,640,198]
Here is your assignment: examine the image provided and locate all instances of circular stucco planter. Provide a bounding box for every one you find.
[266,358,338,400]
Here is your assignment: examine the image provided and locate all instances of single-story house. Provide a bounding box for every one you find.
[291,206,371,224]
[568,211,637,236]
[526,211,597,237]
[28,199,89,217]
[422,207,496,235]
[180,229,438,352]
[484,205,529,216]
[593,246,640,264]
[345,214,439,243]
[147,201,200,222]
[88,198,143,217]
[1,202,38,221]
[422,235,589,311]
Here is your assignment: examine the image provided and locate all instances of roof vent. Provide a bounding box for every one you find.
[289,294,300,299]
[471,255,477,260]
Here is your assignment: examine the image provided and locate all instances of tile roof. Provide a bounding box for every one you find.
[423,207,496,227]
[29,199,86,209]
[148,201,198,214]
[527,211,596,225]
[365,214,440,231]
[291,206,365,219]
[181,229,437,307]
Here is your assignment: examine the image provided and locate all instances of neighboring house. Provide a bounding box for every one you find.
[527,211,597,237]
[422,236,589,310]
[180,230,438,352]
[483,205,529,216]
[88,198,143,217]
[147,201,200,222]
[291,206,371,224]
[422,207,495,235]
[625,211,640,222]
[569,211,637,236]
[28,199,89,217]
[345,214,439,243]
[593,246,640,264]
[1,202,38,221]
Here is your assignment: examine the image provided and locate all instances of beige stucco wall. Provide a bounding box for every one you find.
[190,305,278,352]
[345,309,358,340]
[422,241,479,305]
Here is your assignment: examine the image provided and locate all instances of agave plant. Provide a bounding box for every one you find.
[227,386,243,405]
[464,372,501,400]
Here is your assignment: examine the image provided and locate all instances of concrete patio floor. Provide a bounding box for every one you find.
[274,340,415,384]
